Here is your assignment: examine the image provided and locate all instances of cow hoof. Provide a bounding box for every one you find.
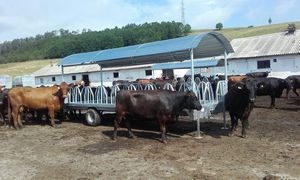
[234,128,238,131]
[242,135,247,138]
[228,132,234,137]
[162,139,167,144]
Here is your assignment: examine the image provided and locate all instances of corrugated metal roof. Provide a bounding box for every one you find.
[59,32,233,67]
[32,63,152,77]
[152,59,219,70]
[228,31,300,59]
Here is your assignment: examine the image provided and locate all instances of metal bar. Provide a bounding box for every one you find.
[190,49,195,93]
[61,65,65,82]
[222,49,228,129]
[99,64,103,86]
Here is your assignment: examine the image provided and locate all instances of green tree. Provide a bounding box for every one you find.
[268,17,272,25]
[216,23,223,30]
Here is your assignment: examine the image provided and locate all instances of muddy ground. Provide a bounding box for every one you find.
[0,92,299,180]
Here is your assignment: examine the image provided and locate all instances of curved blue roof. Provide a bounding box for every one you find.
[59,32,233,68]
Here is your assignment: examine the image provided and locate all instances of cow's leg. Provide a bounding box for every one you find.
[293,88,299,97]
[113,112,124,140]
[11,109,19,130]
[124,117,135,139]
[228,112,236,136]
[158,115,167,143]
[48,107,56,127]
[270,96,276,108]
[241,118,248,138]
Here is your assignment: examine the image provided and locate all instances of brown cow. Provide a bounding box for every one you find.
[228,75,247,89]
[7,82,69,129]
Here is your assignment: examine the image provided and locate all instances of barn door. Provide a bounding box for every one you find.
[82,74,90,86]
[162,69,174,79]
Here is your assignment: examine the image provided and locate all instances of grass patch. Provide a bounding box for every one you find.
[0,59,58,78]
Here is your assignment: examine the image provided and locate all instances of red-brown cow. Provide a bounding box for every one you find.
[7,82,69,129]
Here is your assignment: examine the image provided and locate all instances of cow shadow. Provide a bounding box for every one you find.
[101,115,229,140]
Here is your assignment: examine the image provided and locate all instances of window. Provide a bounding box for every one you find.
[257,60,270,69]
[273,59,277,62]
[40,78,44,84]
[145,70,152,76]
[72,75,76,80]
[52,77,56,82]
[113,72,119,78]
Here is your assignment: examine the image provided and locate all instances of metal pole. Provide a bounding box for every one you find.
[222,49,228,129]
[191,49,195,93]
[99,64,103,86]
[61,65,65,82]
[191,49,202,139]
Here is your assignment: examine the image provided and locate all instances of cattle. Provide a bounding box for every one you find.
[285,75,300,98]
[228,75,247,89]
[225,78,257,138]
[7,82,70,129]
[113,90,202,143]
[0,88,9,126]
[255,77,291,108]
[246,71,269,78]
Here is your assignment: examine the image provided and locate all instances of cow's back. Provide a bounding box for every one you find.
[8,86,60,109]
[256,77,287,97]
[116,90,183,119]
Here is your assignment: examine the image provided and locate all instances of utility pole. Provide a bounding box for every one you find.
[181,0,185,25]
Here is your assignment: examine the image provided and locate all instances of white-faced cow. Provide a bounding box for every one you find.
[7,82,70,129]
[225,78,257,138]
[113,90,202,143]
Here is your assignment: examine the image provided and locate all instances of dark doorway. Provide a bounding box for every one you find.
[162,69,174,79]
[82,74,90,86]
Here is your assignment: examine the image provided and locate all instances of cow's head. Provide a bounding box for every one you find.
[184,91,202,110]
[239,78,257,102]
[58,82,70,98]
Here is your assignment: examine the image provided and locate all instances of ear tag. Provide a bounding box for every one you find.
[57,86,61,90]
[260,85,264,88]
[237,86,242,90]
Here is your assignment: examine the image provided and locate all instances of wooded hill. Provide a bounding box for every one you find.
[0,22,191,64]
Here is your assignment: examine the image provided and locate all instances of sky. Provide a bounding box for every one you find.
[0,0,299,43]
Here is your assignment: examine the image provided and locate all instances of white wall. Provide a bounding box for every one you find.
[200,55,300,78]
[35,67,158,87]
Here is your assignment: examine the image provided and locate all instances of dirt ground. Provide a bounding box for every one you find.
[0,92,299,180]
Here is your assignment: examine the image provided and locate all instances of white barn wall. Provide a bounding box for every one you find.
[199,54,300,78]
[35,67,159,87]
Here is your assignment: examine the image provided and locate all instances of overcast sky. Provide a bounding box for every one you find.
[0,0,299,43]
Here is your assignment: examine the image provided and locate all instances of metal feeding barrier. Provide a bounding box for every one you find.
[64,79,227,136]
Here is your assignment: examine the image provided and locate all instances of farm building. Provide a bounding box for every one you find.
[217,31,299,78]
[32,59,219,87]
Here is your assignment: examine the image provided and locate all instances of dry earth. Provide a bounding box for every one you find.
[0,92,299,180]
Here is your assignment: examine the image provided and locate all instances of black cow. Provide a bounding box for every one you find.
[225,78,257,138]
[0,88,9,126]
[113,90,202,143]
[246,71,269,78]
[255,77,291,108]
[285,75,300,98]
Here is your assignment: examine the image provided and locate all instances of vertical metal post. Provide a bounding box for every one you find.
[190,49,196,93]
[222,50,228,129]
[99,64,103,86]
[191,49,202,139]
[61,65,65,82]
